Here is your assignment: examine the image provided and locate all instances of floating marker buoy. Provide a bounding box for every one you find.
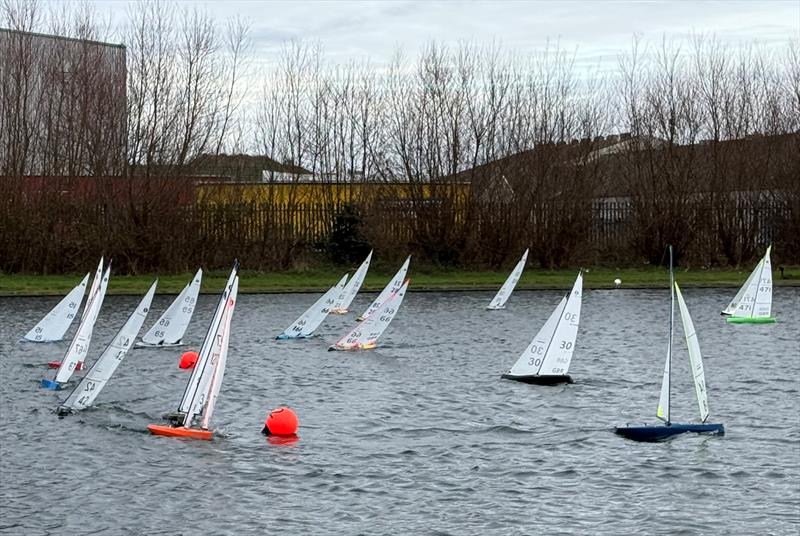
[614,278,622,288]
[179,351,198,369]
[262,406,299,436]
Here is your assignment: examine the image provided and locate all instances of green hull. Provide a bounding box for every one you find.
[726,316,776,324]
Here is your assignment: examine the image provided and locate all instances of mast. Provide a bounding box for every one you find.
[667,245,674,425]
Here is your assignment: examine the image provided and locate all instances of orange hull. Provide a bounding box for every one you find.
[147,424,212,440]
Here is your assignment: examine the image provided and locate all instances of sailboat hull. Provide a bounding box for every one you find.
[726,316,776,324]
[328,343,377,352]
[275,334,312,340]
[47,361,83,370]
[147,424,212,440]
[134,341,185,348]
[501,373,573,385]
[615,423,724,442]
[40,379,62,390]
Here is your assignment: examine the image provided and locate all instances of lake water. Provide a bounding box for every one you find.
[1,286,798,535]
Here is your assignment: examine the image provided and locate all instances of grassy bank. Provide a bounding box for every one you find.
[1,265,798,296]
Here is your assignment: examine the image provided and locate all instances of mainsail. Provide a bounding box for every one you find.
[52,265,111,385]
[333,280,409,350]
[277,274,347,339]
[656,248,675,423]
[506,271,582,377]
[487,249,529,310]
[198,276,238,429]
[536,272,583,376]
[177,263,238,419]
[359,256,410,320]
[81,258,104,323]
[675,283,710,423]
[23,273,89,342]
[725,246,773,319]
[60,281,157,412]
[140,268,202,345]
[332,251,373,314]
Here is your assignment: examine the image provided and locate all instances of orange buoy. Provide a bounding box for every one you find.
[179,351,199,369]
[262,407,299,436]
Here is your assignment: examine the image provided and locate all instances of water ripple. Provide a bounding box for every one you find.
[1,288,798,534]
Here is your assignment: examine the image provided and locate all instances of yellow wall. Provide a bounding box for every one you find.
[194,182,472,240]
[196,182,471,207]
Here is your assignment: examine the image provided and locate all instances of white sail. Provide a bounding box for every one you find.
[487,248,529,310]
[89,265,111,327]
[730,267,760,318]
[53,266,111,384]
[507,297,566,376]
[333,280,409,350]
[332,250,373,313]
[722,263,758,315]
[657,257,675,423]
[537,272,583,376]
[752,246,773,318]
[61,281,157,411]
[178,263,238,417]
[278,274,347,339]
[80,258,104,323]
[199,276,238,430]
[724,246,773,318]
[656,348,671,423]
[140,268,202,345]
[359,255,410,320]
[675,283,710,422]
[23,273,89,342]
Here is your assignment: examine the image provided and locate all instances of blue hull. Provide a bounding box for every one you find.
[40,379,62,390]
[615,423,724,442]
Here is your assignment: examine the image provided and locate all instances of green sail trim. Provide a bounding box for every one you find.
[726,316,777,324]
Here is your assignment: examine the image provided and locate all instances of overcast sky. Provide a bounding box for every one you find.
[53,0,799,68]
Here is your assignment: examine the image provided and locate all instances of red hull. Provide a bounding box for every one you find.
[48,361,83,370]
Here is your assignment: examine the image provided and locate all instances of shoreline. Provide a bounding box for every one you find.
[1,267,798,296]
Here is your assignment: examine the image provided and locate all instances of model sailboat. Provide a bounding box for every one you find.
[276,274,347,339]
[138,268,203,346]
[148,263,239,440]
[487,249,529,310]
[616,246,724,441]
[358,255,410,321]
[331,250,373,314]
[722,246,775,324]
[22,273,89,343]
[330,280,409,351]
[57,282,157,415]
[501,271,582,384]
[41,262,111,390]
